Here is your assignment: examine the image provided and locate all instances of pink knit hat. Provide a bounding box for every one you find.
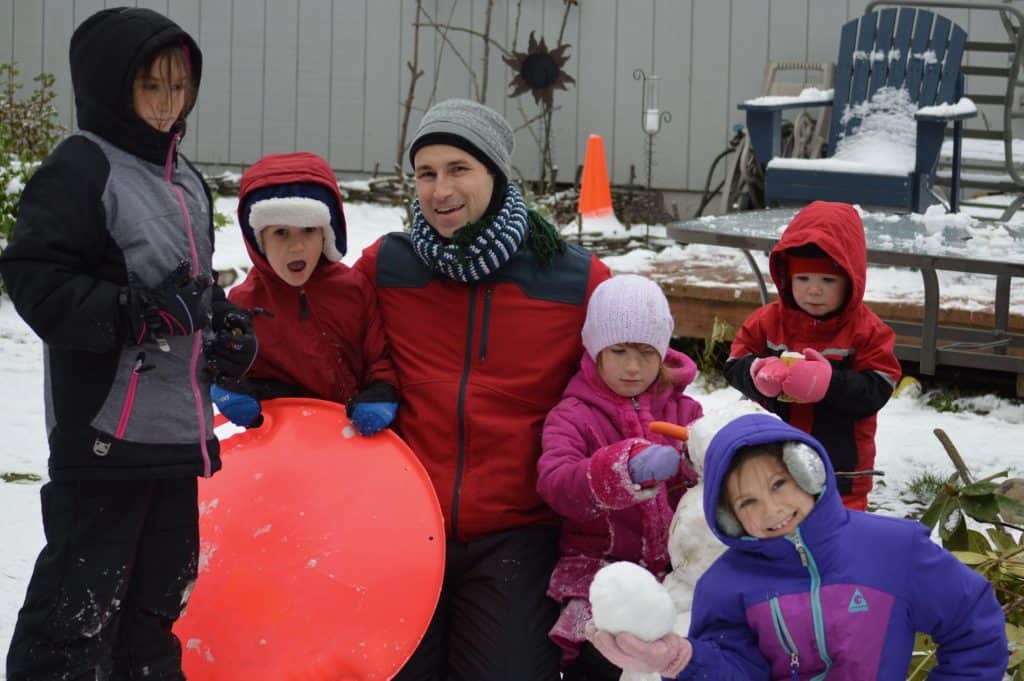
[582,274,674,360]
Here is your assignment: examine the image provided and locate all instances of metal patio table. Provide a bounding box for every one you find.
[667,208,1024,382]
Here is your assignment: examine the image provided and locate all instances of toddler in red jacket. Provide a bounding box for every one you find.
[537,274,703,681]
[210,151,398,435]
[723,200,901,510]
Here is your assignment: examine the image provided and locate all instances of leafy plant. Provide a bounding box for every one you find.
[1,471,42,483]
[0,63,63,160]
[0,62,65,256]
[925,390,963,413]
[695,316,732,390]
[904,470,946,509]
[907,428,1024,679]
[209,191,232,230]
[922,387,1007,416]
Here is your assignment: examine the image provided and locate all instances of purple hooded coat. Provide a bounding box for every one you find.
[537,348,703,663]
[680,413,1007,680]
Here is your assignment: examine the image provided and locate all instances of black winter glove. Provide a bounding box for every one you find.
[205,297,258,383]
[123,261,212,347]
[212,296,255,335]
[204,331,258,383]
[227,377,308,401]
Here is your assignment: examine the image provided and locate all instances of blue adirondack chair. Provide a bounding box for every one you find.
[739,7,976,213]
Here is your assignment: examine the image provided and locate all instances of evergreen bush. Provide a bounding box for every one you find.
[0,63,65,255]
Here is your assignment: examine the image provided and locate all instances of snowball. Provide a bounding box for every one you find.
[589,562,676,641]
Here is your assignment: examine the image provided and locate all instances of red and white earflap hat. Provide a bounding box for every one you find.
[248,196,344,262]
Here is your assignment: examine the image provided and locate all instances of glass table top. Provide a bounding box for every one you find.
[668,208,1024,271]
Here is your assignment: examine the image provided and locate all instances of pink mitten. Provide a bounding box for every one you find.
[781,348,833,403]
[586,625,692,677]
[750,356,789,397]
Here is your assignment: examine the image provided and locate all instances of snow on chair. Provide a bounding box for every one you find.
[739,7,976,214]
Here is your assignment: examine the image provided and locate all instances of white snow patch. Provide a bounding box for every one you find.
[743,87,834,107]
[917,97,976,118]
[577,211,628,233]
[198,498,219,516]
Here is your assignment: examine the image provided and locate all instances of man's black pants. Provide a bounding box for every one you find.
[394,524,562,681]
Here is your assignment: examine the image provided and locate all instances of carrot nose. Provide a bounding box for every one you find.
[649,421,688,441]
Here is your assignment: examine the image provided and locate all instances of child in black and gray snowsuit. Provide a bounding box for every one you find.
[0,8,254,680]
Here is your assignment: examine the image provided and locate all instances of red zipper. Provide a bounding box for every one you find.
[115,353,150,438]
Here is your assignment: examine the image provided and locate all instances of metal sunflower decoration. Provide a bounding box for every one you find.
[503,31,576,109]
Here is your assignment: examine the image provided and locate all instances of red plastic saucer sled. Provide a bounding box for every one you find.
[175,398,445,680]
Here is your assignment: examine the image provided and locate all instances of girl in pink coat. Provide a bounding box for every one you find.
[537,274,704,681]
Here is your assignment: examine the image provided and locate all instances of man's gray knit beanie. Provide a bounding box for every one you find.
[409,99,514,180]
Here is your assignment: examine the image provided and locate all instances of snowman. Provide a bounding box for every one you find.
[589,397,773,681]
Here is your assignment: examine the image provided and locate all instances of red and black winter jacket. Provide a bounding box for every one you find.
[231,153,396,404]
[356,234,610,541]
[725,201,901,509]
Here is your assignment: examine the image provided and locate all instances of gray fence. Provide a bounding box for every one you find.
[1,0,1015,192]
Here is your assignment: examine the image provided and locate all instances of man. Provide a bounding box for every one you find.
[355,98,610,680]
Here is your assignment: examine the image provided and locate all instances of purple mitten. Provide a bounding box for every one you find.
[585,625,692,676]
[750,356,790,397]
[627,445,680,485]
[782,348,833,403]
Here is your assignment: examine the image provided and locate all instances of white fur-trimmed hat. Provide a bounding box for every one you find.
[248,196,344,262]
[582,274,674,360]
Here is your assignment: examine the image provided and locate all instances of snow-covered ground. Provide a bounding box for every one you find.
[1,196,1022,674]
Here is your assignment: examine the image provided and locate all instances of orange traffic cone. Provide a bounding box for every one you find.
[578,134,615,218]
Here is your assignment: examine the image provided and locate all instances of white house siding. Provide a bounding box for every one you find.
[0,0,1016,191]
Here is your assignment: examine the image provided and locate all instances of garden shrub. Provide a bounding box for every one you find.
[0,63,65,258]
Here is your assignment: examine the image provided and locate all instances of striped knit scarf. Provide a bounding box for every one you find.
[410,184,530,283]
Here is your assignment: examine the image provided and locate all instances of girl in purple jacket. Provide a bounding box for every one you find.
[586,413,1008,680]
[537,274,704,681]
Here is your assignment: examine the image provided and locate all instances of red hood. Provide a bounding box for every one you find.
[237,152,346,282]
[769,201,867,320]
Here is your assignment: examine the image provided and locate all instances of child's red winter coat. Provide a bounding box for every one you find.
[726,200,901,509]
[231,152,395,402]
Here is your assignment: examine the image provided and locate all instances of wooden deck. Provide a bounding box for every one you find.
[637,258,1024,394]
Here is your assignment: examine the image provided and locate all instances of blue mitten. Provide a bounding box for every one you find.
[349,401,398,436]
[346,381,399,436]
[210,384,263,428]
[627,445,680,484]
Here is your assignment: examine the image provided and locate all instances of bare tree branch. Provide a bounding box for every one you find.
[511,0,524,52]
[513,105,559,132]
[557,0,574,45]
[480,0,495,104]
[413,22,511,61]
[414,18,482,101]
[397,0,425,182]
[421,2,465,107]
